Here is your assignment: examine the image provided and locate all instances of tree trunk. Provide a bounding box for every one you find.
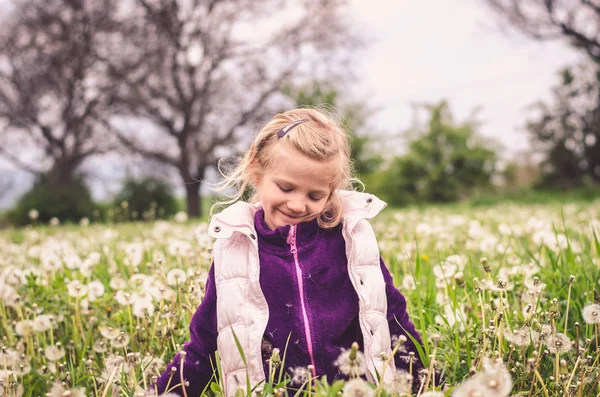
[185,180,201,218]
[48,159,77,186]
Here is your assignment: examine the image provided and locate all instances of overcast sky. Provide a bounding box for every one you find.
[347,0,580,154]
[0,0,584,208]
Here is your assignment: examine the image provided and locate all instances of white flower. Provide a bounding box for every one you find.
[342,378,374,397]
[64,254,83,270]
[141,355,165,377]
[80,217,89,227]
[545,332,573,354]
[401,275,416,290]
[334,348,366,377]
[582,303,600,324]
[33,315,53,332]
[12,359,31,375]
[166,268,187,286]
[115,290,135,306]
[15,320,33,336]
[48,381,86,397]
[111,333,130,349]
[384,369,413,395]
[174,211,188,223]
[124,243,145,267]
[109,276,127,290]
[28,209,39,220]
[67,280,88,298]
[132,295,155,318]
[100,326,121,340]
[93,339,108,353]
[453,368,512,397]
[433,262,457,280]
[167,239,192,257]
[87,280,105,302]
[524,278,546,294]
[49,217,60,227]
[289,366,311,385]
[504,326,537,347]
[45,344,65,361]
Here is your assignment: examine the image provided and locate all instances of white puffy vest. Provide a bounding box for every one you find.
[207,191,395,396]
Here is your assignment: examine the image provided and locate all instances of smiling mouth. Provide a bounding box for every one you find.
[278,209,304,219]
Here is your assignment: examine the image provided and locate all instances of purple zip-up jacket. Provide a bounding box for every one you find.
[156,209,427,396]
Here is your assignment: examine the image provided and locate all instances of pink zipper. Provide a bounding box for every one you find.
[288,224,317,376]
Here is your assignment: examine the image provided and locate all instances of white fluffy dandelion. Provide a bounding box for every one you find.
[384,369,413,396]
[453,367,512,397]
[115,290,135,306]
[582,303,600,324]
[109,276,127,290]
[166,268,187,286]
[100,326,121,340]
[14,320,33,336]
[66,280,88,298]
[33,315,53,332]
[342,378,374,397]
[334,347,366,377]
[87,280,105,302]
[174,211,188,223]
[111,333,130,349]
[47,381,86,397]
[44,344,66,361]
[504,326,537,347]
[289,366,311,385]
[545,333,573,354]
[132,295,155,318]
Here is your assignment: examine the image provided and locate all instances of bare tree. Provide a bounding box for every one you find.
[482,0,600,62]
[106,0,360,217]
[0,0,120,186]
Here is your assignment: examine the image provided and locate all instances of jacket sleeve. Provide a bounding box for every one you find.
[380,257,443,391]
[155,263,218,396]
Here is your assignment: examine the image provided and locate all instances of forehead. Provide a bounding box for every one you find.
[267,143,335,191]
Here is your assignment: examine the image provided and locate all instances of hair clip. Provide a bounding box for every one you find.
[276,119,309,138]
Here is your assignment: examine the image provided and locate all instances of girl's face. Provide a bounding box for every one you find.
[255,143,334,230]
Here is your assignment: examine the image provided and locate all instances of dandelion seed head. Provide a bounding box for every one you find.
[582,304,600,324]
[334,347,366,377]
[44,345,65,361]
[384,369,412,396]
[546,333,573,354]
[14,320,33,336]
[289,366,311,385]
[166,268,187,286]
[66,280,88,298]
[342,378,374,397]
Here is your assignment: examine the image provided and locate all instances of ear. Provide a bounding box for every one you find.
[250,171,262,187]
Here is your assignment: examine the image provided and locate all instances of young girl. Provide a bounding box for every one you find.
[155,108,429,396]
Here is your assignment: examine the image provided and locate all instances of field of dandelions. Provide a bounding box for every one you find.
[1,200,600,397]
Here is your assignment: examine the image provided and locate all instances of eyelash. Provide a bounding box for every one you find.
[277,185,322,201]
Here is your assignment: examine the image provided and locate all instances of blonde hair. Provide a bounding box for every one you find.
[210,107,358,228]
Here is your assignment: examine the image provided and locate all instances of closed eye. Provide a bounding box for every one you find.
[277,184,292,193]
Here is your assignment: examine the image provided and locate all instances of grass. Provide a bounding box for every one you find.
[0,199,599,396]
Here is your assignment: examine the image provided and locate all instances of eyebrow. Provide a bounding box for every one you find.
[274,178,330,196]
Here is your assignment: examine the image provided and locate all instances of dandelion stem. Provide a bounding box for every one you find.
[565,355,581,397]
[180,352,188,397]
[100,366,120,397]
[564,279,573,331]
[534,368,550,397]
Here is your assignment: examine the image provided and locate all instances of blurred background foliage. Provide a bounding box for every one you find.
[1,0,600,226]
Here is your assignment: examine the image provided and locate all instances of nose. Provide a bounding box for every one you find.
[286,197,306,214]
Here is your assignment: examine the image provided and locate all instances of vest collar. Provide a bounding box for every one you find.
[207,190,386,239]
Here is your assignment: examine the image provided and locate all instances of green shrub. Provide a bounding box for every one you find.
[7,176,97,226]
[112,178,177,221]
